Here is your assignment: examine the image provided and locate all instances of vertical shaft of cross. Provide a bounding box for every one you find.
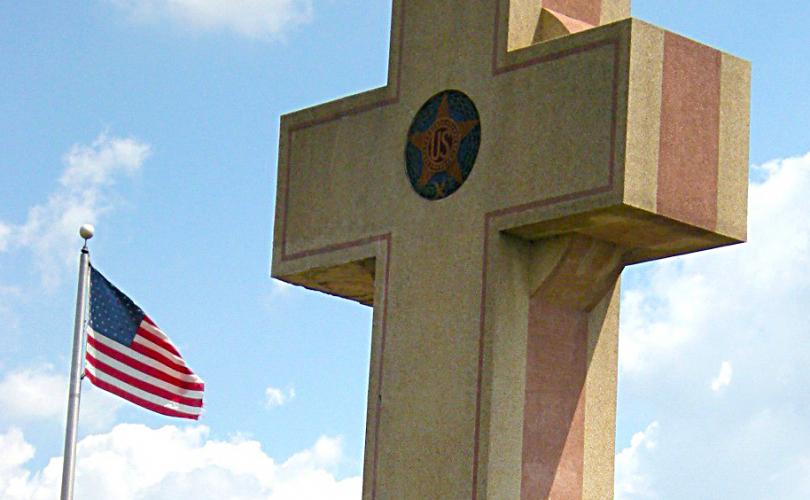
[480,233,623,498]
[525,236,623,497]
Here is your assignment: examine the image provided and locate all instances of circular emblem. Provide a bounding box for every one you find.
[405,90,481,200]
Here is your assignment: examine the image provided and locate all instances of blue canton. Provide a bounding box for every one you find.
[89,266,145,346]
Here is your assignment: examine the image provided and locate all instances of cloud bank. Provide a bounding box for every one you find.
[0,424,359,499]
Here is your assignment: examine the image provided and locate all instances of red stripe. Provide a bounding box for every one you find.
[86,354,203,408]
[130,341,193,375]
[521,298,587,497]
[657,33,720,230]
[142,315,157,327]
[85,371,199,420]
[137,326,181,357]
[86,336,204,391]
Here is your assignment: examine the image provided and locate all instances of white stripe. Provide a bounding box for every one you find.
[140,321,171,341]
[85,363,202,413]
[87,328,203,384]
[133,333,189,368]
[86,366,202,416]
[85,343,204,399]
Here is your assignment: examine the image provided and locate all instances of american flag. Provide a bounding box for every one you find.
[84,266,204,420]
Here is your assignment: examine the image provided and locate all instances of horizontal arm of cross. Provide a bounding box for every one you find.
[273,17,749,305]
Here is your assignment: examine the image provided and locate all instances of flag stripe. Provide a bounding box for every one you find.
[88,328,202,383]
[136,326,181,357]
[86,332,204,390]
[130,337,193,375]
[141,319,170,341]
[86,365,203,415]
[86,357,202,408]
[86,353,203,405]
[85,371,200,420]
[85,344,204,398]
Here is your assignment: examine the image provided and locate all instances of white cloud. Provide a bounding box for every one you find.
[261,279,299,311]
[265,385,295,409]
[271,278,293,295]
[0,133,150,288]
[0,223,10,252]
[710,361,733,392]
[0,428,34,473]
[0,285,21,333]
[109,0,314,39]
[0,424,360,500]
[0,428,36,499]
[768,454,810,498]
[615,421,659,499]
[0,365,124,431]
[0,366,65,421]
[619,270,712,373]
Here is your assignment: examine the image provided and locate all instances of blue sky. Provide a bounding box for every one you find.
[1,1,809,498]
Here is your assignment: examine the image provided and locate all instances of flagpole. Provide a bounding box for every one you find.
[59,224,94,500]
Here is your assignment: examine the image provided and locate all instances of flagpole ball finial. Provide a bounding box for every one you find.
[79,224,95,240]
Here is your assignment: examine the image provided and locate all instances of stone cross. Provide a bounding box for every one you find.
[271,0,750,498]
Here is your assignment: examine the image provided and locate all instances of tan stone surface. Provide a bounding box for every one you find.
[582,279,620,499]
[480,234,531,499]
[599,0,630,24]
[508,0,544,50]
[623,20,663,215]
[717,54,751,240]
[271,1,750,498]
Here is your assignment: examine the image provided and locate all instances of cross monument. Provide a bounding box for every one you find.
[271,0,750,498]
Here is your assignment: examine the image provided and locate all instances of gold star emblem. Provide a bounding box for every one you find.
[408,94,479,190]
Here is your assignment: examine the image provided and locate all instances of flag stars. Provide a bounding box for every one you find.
[89,266,144,346]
